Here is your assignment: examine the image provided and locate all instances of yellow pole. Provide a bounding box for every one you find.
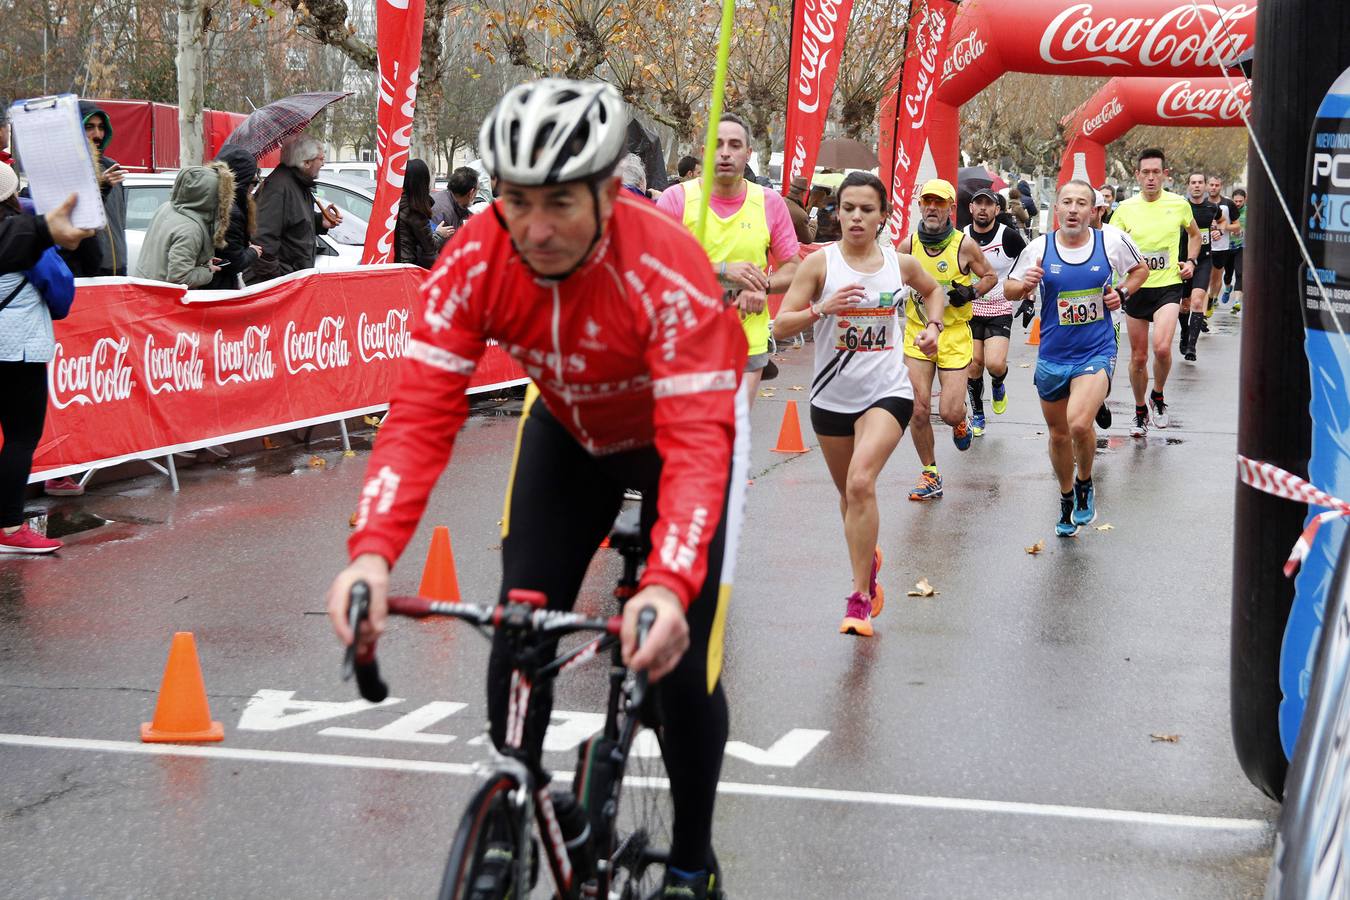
[695,0,737,243]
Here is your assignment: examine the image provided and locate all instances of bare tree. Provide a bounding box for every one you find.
[834,0,911,142]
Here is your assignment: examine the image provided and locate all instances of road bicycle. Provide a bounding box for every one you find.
[343,508,717,899]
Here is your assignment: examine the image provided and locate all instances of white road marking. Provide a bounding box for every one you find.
[0,732,1270,833]
[321,702,468,745]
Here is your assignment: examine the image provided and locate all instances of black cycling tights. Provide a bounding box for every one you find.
[0,362,48,528]
[488,398,732,874]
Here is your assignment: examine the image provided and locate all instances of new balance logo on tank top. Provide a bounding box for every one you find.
[1036,230,1117,364]
[811,244,914,413]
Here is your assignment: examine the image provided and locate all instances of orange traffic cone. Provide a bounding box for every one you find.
[772,402,809,453]
[141,632,224,743]
[419,525,461,600]
[1026,316,1041,345]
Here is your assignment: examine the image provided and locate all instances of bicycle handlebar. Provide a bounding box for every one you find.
[341,582,654,703]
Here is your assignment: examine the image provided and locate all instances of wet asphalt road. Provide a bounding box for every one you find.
[1,310,1278,899]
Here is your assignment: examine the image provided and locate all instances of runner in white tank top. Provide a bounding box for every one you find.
[773,172,946,639]
[962,190,1027,434]
[810,242,913,412]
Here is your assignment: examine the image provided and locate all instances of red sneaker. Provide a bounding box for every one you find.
[44,477,84,497]
[0,524,62,554]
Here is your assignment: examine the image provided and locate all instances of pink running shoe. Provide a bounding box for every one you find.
[869,548,884,618]
[0,524,62,554]
[838,591,873,637]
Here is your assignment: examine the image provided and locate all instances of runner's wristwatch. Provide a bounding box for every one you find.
[925,319,943,333]
[1116,287,1130,307]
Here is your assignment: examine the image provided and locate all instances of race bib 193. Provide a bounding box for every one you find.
[1056,287,1105,326]
[1141,249,1171,271]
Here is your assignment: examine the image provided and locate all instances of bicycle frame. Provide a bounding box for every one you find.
[345,516,656,900]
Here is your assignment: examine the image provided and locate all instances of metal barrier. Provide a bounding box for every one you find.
[1265,526,1350,898]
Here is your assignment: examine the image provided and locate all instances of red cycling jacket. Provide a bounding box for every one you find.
[348,193,748,609]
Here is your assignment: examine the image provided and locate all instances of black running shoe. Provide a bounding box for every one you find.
[1095,403,1112,429]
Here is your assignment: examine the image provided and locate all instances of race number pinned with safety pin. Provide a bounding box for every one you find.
[1056,287,1105,326]
[834,298,895,352]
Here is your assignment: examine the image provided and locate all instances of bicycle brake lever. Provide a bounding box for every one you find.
[342,581,389,703]
[627,606,659,711]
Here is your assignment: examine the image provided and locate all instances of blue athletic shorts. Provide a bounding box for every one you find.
[1035,356,1115,402]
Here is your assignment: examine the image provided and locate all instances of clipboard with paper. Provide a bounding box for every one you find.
[9,94,106,231]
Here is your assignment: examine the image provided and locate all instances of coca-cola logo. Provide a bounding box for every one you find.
[793,0,844,115]
[902,6,948,125]
[144,332,205,395]
[357,308,411,362]
[942,29,986,83]
[284,316,352,375]
[1082,96,1125,137]
[1039,3,1256,69]
[213,325,277,386]
[50,336,136,410]
[1156,79,1252,122]
[372,64,421,263]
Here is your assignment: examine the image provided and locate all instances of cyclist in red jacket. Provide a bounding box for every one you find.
[327,79,748,898]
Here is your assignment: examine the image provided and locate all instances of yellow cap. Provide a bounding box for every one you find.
[919,179,956,203]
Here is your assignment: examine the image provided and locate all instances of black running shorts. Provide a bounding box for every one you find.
[970,314,1013,342]
[1124,284,1184,322]
[1183,256,1213,296]
[810,396,914,437]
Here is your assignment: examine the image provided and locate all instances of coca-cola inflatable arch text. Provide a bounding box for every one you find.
[1057,76,1253,187]
[930,0,1258,183]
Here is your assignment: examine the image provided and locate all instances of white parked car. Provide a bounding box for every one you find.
[122,172,373,280]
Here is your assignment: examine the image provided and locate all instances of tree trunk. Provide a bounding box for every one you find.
[176,0,206,166]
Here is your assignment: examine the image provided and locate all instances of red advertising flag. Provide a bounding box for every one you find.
[880,0,958,245]
[362,0,427,265]
[782,0,855,194]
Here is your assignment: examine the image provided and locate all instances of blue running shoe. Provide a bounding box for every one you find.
[1072,479,1097,526]
[1056,495,1079,537]
[970,411,986,436]
[909,471,943,501]
[991,380,1007,414]
[952,418,972,451]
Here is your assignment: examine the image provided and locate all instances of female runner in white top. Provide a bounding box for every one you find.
[774,172,946,637]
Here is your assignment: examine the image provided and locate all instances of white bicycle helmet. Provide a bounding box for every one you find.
[479,79,627,186]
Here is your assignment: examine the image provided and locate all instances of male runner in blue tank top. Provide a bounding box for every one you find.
[1005,181,1148,536]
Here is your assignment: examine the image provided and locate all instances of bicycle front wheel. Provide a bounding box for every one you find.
[438,774,528,900]
[604,725,675,900]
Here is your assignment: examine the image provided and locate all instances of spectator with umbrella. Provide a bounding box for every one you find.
[209,146,263,289]
[219,91,350,284]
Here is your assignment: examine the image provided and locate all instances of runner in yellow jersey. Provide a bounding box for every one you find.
[897,179,997,501]
[657,114,800,406]
[1107,148,1201,436]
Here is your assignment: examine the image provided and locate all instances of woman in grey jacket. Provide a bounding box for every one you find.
[134,163,234,288]
[0,163,62,553]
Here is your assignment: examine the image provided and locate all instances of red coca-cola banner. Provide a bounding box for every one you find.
[27,268,526,482]
[879,0,958,245]
[361,0,427,265]
[924,0,1258,185]
[781,0,854,194]
[1057,76,1252,186]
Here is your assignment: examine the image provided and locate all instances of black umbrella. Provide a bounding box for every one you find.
[957,165,1008,196]
[222,91,352,159]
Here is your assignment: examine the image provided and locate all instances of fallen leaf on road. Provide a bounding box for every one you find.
[789,385,805,391]
[907,578,939,597]
[1025,540,1045,555]
[1150,733,1180,743]
[363,415,384,429]
[262,436,277,449]
[308,455,327,469]
[343,450,356,458]
[348,511,358,528]
[1019,363,1030,368]
[1095,523,1114,531]
[758,390,776,398]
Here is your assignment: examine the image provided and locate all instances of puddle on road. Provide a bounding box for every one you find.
[1096,435,1185,454]
[42,508,114,539]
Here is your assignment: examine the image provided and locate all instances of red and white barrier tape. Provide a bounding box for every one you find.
[1237,455,1350,577]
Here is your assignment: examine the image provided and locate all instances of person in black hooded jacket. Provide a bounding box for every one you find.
[77,101,128,276]
[210,145,262,289]
[395,159,448,269]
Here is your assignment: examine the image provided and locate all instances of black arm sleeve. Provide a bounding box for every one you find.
[1002,226,1027,260]
[0,214,55,273]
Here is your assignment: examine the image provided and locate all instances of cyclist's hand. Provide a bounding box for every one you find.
[622,585,688,682]
[327,553,390,654]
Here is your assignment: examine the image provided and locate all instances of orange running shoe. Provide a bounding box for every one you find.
[908,470,943,501]
[839,591,874,637]
[869,548,885,618]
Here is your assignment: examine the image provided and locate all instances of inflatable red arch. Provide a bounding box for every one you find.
[1056,76,1252,188]
[929,0,1258,184]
